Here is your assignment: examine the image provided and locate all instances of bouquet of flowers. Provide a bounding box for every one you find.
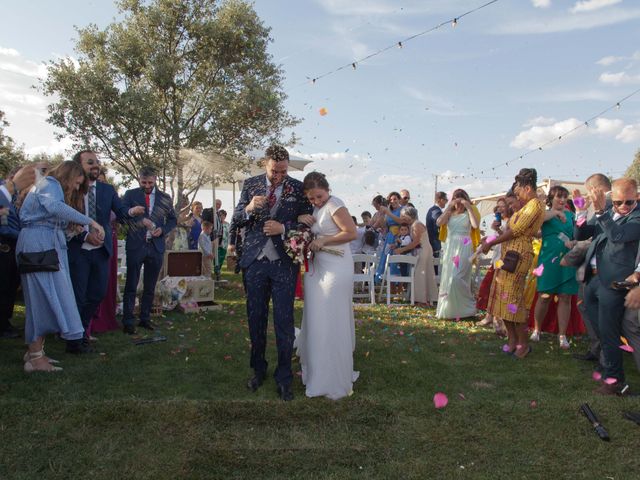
[284,226,343,270]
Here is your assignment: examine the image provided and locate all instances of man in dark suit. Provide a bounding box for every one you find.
[121,166,177,334]
[230,146,312,401]
[66,151,146,352]
[579,178,640,395]
[426,191,447,273]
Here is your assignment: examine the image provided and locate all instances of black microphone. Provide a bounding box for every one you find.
[580,403,610,441]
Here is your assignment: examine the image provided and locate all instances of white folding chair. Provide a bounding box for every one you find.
[379,255,418,305]
[433,256,441,286]
[352,254,376,305]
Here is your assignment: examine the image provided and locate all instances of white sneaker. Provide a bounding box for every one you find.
[529,330,540,342]
[559,335,570,349]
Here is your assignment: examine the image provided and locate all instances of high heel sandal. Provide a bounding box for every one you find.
[24,350,63,373]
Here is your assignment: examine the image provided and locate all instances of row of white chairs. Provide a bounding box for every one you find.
[352,253,442,306]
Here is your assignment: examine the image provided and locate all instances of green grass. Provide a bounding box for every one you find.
[2,272,640,479]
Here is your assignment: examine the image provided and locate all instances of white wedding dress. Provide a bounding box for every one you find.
[297,196,359,400]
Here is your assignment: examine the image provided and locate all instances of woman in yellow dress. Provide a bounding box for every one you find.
[481,169,545,359]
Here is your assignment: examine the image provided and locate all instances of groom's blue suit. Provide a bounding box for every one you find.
[233,173,312,387]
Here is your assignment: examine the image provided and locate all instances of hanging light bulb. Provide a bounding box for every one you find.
[452,18,458,27]
[397,41,403,49]
[616,102,621,110]
[352,62,357,70]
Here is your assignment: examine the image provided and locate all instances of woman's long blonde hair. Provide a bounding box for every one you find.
[47,161,87,213]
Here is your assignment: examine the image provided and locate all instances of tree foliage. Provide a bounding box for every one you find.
[625,148,640,184]
[42,0,297,203]
[0,110,27,177]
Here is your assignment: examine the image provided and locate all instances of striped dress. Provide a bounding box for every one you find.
[487,198,545,323]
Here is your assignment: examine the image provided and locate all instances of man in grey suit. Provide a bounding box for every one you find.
[579,178,640,395]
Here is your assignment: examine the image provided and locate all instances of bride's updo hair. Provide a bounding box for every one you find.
[303,171,330,192]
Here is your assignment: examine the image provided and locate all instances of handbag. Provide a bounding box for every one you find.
[17,249,60,274]
[501,250,521,273]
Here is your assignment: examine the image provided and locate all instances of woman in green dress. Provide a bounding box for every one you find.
[530,186,578,349]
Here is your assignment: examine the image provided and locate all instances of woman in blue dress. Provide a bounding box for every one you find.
[19,161,104,373]
[374,192,404,283]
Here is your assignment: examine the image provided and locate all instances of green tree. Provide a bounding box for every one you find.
[625,148,640,183]
[0,110,27,177]
[41,0,297,204]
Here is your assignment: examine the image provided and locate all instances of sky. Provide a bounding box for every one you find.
[1,0,640,216]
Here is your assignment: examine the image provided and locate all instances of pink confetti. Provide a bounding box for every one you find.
[620,344,634,353]
[507,303,518,314]
[532,264,544,277]
[398,330,404,336]
[455,316,460,322]
[224,355,232,360]
[502,344,511,352]
[592,371,602,381]
[458,393,466,400]
[573,196,586,209]
[433,392,448,409]
[501,292,509,300]
[319,107,328,116]
[604,377,617,385]
[462,237,471,246]
[452,255,460,268]
[551,256,558,263]
[530,400,537,409]
[485,235,497,243]
[576,216,586,227]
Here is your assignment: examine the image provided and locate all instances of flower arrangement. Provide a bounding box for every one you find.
[284,226,343,269]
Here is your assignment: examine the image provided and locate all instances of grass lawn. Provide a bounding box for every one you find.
[2,271,640,479]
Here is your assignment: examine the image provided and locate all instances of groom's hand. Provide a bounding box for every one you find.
[263,220,284,236]
[246,195,268,213]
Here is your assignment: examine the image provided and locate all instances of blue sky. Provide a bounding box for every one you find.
[1,0,640,215]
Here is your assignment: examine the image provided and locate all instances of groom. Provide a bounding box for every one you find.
[231,146,312,401]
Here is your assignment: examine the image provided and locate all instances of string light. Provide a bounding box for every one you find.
[352,62,357,70]
[289,0,499,91]
[452,18,458,28]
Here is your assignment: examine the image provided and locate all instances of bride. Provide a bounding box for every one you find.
[296,172,359,400]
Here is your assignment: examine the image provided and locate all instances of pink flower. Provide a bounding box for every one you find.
[532,264,544,277]
[433,392,448,409]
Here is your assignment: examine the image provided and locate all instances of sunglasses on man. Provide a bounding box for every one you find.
[402,196,410,200]
[612,200,637,207]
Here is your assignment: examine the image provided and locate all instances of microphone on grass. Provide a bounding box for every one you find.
[580,403,610,441]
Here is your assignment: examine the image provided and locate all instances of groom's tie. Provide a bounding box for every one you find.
[268,183,277,210]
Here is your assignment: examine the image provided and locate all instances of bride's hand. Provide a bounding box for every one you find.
[309,237,326,252]
[298,214,315,226]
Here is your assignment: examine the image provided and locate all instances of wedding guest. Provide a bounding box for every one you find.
[121,166,177,334]
[399,189,415,209]
[213,209,229,281]
[572,173,612,363]
[481,169,545,359]
[167,195,192,251]
[580,178,640,394]
[361,211,372,226]
[198,220,214,277]
[88,167,123,335]
[426,191,448,273]
[188,201,203,250]
[374,192,404,282]
[436,189,480,319]
[361,229,377,256]
[477,198,509,330]
[19,161,104,372]
[349,215,365,255]
[67,150,144,353]
[529,186,579,349]
[297,172,358,400]
[396,207,438,306]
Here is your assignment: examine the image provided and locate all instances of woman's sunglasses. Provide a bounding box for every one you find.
[613,200,637,207]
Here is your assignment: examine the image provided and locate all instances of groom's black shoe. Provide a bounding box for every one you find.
[277,384,294,402]
[247,373,265,392]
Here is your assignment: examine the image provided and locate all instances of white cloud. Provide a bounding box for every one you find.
[24,136,74,157]
[493,7,640,34]
[593,117,625,135]
[510,118,584,150]
[538,89,614,102]
[313,0,466,17]
[0,47,20,57]
[599,71,640,86]
[571,0,622,14]
[0,90,46,107]
[616,124,640,143]
[596,51,640,66]
[532,0,551,8]
[511,117,634,150]
[0,59,48,78]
